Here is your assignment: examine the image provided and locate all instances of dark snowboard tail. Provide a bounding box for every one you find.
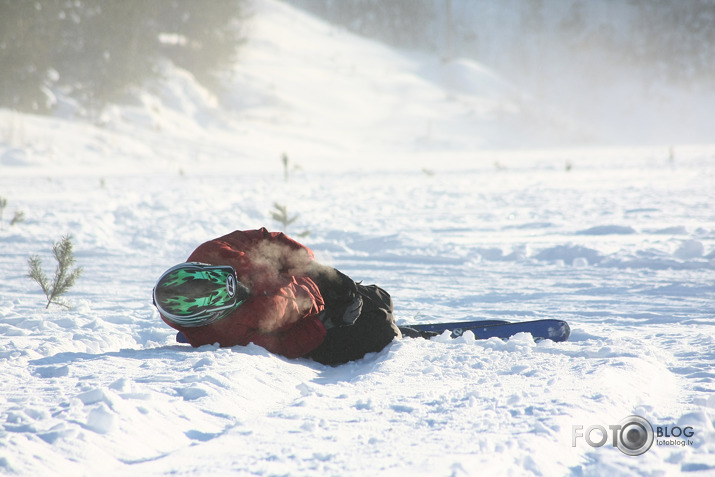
[399,319,570,342]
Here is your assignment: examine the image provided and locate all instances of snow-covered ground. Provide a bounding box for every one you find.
[1,1,714,475]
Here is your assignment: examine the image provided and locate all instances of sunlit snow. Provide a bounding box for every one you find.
[1,1,714,475]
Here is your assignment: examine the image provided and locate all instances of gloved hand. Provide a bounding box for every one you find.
[309,264,363,329]
[318,294,362,330]
[340,294,363,325]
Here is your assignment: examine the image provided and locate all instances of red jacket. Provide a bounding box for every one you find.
[160,228,326,358]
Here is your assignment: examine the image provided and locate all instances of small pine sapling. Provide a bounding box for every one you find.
[270,203,310,237]
[271,203,298,231]
[27,235,83,309]
[280,153,303,182]
[282,153,289,182]
[10,210,25,226]
[0,196,7,230]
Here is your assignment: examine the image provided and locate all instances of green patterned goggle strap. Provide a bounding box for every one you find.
[153,262,250,327]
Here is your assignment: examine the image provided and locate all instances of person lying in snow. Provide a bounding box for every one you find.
[153,228,401,365]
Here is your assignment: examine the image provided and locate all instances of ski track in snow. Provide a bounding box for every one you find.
[1,0,715,475]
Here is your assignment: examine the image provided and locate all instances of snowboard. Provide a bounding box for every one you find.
[175,319,571,344]
[399,319,570,342]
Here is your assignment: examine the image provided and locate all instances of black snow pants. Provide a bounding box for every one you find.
[306,283,401,365]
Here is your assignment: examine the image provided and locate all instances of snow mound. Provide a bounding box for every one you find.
[424,57,520,101]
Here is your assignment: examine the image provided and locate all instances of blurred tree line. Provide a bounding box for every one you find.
[288,0,438,50]
[287,0,715,92]
[629,0,715,88]
[0,0,245,114]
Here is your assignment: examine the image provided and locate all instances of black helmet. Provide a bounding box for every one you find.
[153,262,250,327]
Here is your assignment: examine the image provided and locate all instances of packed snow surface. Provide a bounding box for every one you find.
[1,1,714,475]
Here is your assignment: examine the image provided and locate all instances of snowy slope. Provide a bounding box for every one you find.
[1,0,714,476]
[1,0,582,178]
